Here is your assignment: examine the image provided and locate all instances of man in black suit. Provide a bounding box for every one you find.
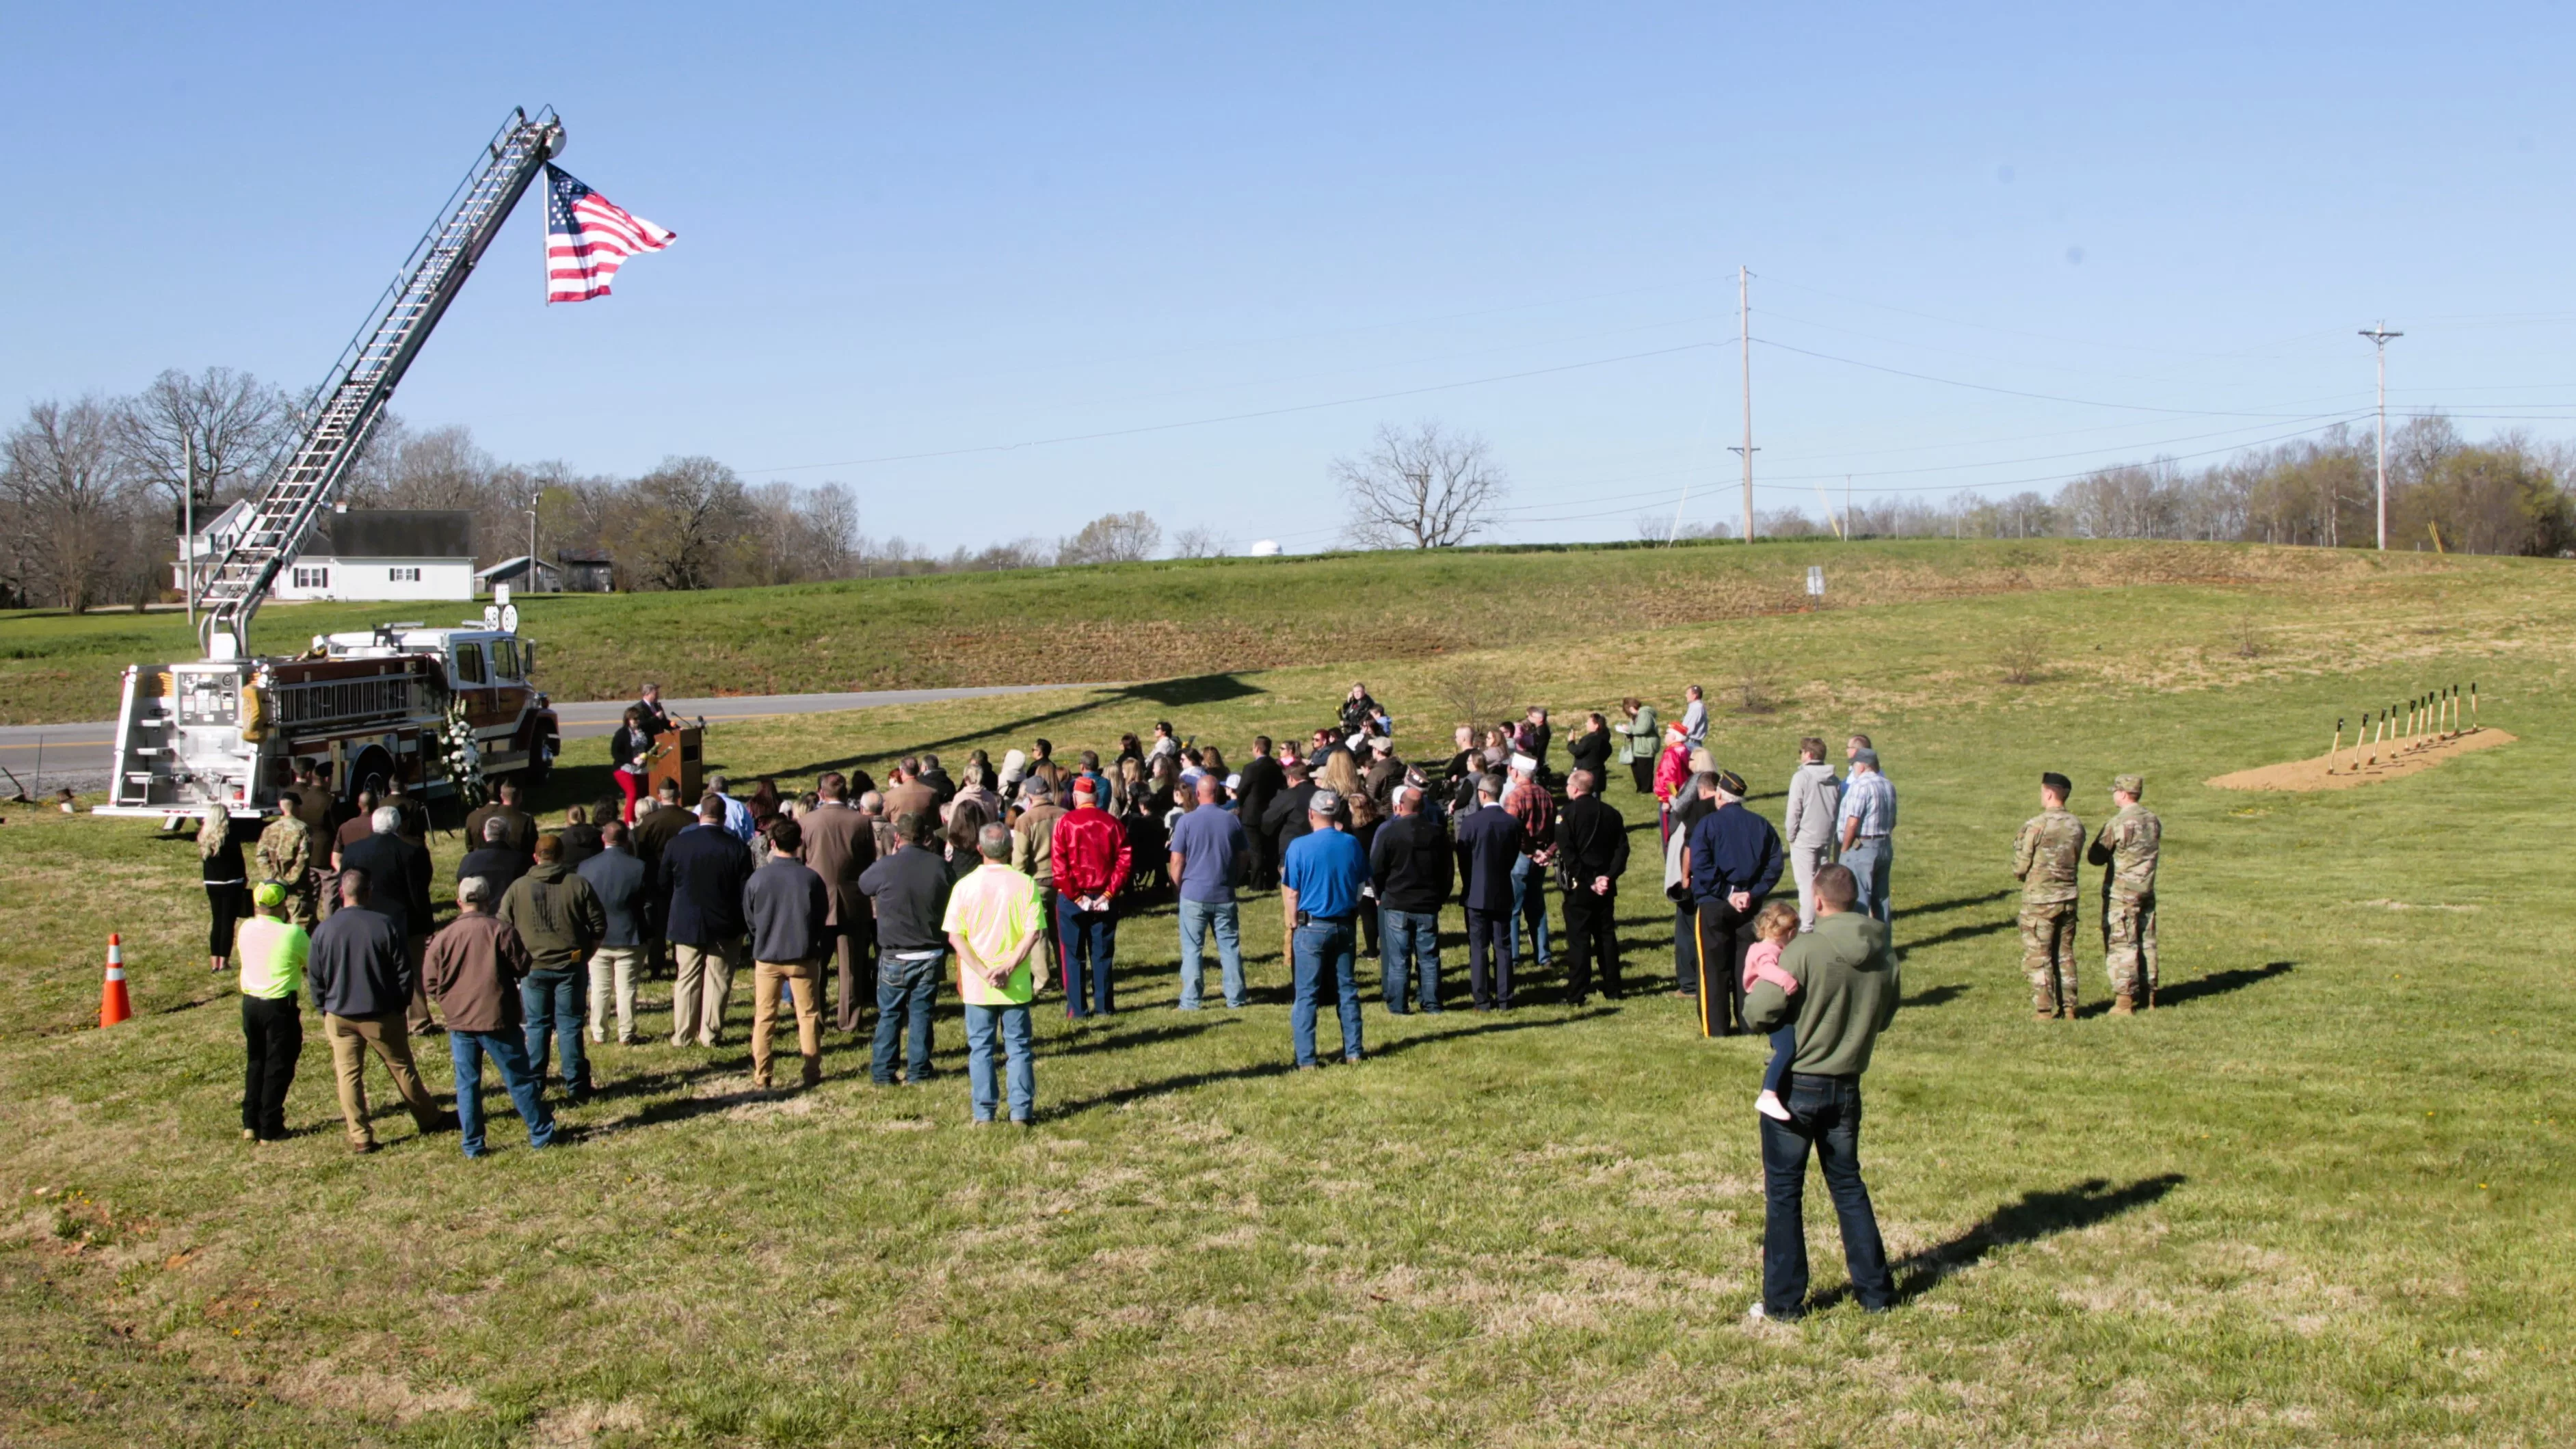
[1451,773,1524,1009]
[1261,756,1318,874]
[338,803,439,1033]
[659,795,757,1047]
[1234,736,1286,890]
[1554,769,1632,1005]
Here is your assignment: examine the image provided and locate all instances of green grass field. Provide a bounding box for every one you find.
[0,537,2484,724]
[2,544,2570,1446]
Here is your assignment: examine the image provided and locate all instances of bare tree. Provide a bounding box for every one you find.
[1170,524,1232,559]
[1333,421,1508,549]
[111,367,293,527]
[2,398,139,611]
[1433,661,1519,734]
[1057,510,1162,566]
[615,455,752,590]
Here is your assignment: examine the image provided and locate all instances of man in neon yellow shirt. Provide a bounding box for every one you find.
[237,881,309,1143]
[942,823,1046,1126]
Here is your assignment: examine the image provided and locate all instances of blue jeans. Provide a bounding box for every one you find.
[1843,839,1891,922]
[520,966,587,1091]
[1380,907,1442,1013]
[873,951,942,1083]
[964,1000,1035,1121]
[447,1029,554,1157]
[1177,897,1243,1008]
[1290,918,1364,1065]
[1510,855,1552,967]
[1760,1074,1893,1317]
[1061,906,1117,1016]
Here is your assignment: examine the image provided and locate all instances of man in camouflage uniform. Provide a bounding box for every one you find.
[2011,771,2085,1020]
[256,788,321,928]
[2088,773,2162,1015]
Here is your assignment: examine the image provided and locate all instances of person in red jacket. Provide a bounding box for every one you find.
[1050,778,1133,1018]
[1652,725,1694,845]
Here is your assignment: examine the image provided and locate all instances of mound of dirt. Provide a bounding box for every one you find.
[2207,728,2514,793]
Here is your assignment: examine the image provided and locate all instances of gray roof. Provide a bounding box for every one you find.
[310,510,474,559]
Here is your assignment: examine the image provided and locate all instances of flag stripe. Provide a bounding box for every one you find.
[543,164,674,304]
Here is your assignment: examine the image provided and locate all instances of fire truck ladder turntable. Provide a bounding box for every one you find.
[196,106,565,660]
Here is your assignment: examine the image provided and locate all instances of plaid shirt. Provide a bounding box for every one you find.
[1504,776,1555,860]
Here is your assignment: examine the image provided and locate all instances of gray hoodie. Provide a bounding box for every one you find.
[1782,760,1843,849]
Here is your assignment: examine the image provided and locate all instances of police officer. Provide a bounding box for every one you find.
[2088,773,2162,1015]
[2011,772,2085,1020]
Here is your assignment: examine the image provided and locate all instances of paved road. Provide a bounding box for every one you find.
[0,683,1114,797]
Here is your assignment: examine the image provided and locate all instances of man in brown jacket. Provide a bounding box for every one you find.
[423,876,557,1158]
[882,760,938,825]
[797,771,877,1033]
[1010,778,1068,984]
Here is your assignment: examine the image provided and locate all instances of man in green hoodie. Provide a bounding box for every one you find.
[1742,862,1899,1320]
[499,834,607,1102]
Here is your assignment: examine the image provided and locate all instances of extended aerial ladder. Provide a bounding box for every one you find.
[196,106,566,660]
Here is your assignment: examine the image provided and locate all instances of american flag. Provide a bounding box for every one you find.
[543,165,674,303]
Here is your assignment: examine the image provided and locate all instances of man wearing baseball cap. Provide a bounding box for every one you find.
[1050,777,1132,1018]
[235,880,309,1143]
[1281,788,1371,1067]
[2088,774,2162,1014]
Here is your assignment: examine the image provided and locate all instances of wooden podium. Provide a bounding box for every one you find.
[647,726,703,805]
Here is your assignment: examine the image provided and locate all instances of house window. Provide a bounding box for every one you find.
[388,566,421,583]
[291,566,329,589]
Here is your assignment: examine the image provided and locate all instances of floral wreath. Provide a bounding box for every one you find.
[431,688,488,811]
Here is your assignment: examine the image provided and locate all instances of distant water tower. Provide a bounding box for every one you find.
[1249,540,1281,557]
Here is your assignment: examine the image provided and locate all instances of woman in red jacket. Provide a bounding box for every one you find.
[1652,725,1693,845]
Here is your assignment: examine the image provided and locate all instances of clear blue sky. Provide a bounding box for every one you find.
[6,3,2571,552]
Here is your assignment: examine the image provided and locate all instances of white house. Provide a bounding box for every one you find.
[176,507,477,603]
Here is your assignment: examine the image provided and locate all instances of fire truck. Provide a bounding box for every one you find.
[95,109,569,820]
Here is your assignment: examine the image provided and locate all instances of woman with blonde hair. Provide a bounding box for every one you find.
[200,799,250,975]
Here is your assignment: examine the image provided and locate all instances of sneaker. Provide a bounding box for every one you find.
[1755,1090,1792,1122]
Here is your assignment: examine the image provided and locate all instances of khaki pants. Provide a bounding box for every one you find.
[750,959,823,1087]
[323,1009,443,1146]
[587,946,644,1043]
[671,937,745,1046]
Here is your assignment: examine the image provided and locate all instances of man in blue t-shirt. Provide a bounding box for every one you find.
[1166,775,1249,1009]
[1280,789,1371,1067]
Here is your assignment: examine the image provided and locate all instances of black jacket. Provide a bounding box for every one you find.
[1451,803,1524,914]
[858,845,953,954]
[659,823,755,945]
[1566,728,1614,785]
[1554,793,1632,895]
[1368,812,1454,914]
[341,832,434,937]
[556,821,604,870]
[1234,754,1285,829]
[456,844,527,898]
[307,905,411,1018]
[1262,780,1320,853]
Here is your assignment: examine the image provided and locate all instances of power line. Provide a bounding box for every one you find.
[1752,336,2344,418]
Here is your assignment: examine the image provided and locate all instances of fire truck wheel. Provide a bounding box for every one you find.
[522,739,555,793]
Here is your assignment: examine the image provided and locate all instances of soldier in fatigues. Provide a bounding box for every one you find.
[2011,772,2085,1020]
[256,788,320,929]
[2088,773,2162,1015]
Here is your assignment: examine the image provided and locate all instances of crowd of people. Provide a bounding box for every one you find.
[190,676,2161,1318]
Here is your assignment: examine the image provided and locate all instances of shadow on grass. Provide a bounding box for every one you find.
[1813,1172,2188,1311]
[1904,888,2018,917]
[763,674,1264,778]
[1900,983,1969,1010]
[1046,1009,1614,1117]
[1898,918,2015,952]
[1043,1016,1237,1059]
[2156,961,2294,1008]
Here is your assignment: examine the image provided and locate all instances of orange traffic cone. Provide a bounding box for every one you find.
[98,934,132,1028]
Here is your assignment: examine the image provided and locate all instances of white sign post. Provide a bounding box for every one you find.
[1806,566,1825,600]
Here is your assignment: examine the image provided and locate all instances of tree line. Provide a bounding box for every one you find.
[8,367,2567,613]
[1641,418,2576,557]
[0,367,1224,609]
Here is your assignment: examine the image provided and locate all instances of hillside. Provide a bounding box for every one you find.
[0,537,2525,724]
